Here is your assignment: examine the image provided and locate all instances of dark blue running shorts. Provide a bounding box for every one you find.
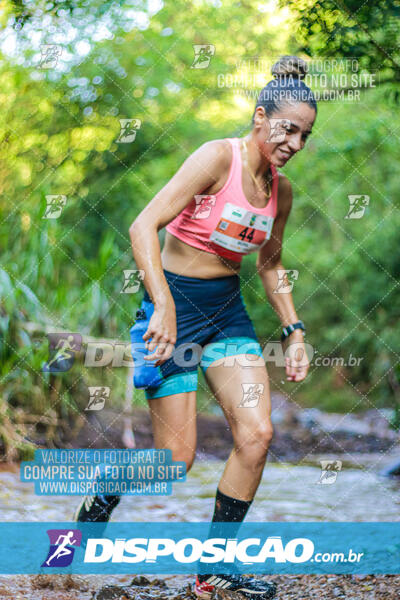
[130,269,264,399]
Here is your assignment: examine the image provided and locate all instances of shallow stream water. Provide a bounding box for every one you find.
[1,457,399,522]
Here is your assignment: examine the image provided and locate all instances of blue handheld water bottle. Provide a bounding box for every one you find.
[130,300,164,389]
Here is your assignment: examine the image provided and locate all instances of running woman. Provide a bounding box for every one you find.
[76,55,317,599]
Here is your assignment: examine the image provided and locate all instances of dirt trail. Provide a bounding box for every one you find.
[1,573,399,600]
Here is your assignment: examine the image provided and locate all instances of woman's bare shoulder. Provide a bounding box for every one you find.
[195,137,232,170]
[188,138,233,191]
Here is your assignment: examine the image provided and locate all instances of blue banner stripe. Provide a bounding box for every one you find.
[1,522,399,574]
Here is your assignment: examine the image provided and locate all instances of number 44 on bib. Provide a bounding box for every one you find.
[210,202,274,255]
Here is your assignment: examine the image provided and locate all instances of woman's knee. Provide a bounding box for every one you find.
[168,445,196,473]
[233,422,274,466]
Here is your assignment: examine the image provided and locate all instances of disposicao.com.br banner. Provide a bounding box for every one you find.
[1,522,399,575]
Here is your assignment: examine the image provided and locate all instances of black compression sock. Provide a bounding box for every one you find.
[197,489,253,581]
[212,488,253,524]
[104,494,121,507]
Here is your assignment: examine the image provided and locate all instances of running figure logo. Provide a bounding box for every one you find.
[191,195,216,219]
[121,269,145,293]
[191,44,215,69]
[273,269,299,294]
[85,386,110,411]
[345,195,370,219]
[267,119,291,143]
[238,383,264,408]
[317,460,342,485]
[116,119,141,143]
[42,333,82,373]
[39,44,62,69]
[41,529,82,567]
[43,195,67,219]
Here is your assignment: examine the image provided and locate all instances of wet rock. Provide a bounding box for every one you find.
[92,577,175,600]
[93,584,133,600]
[130,576,152,586]
[132,594,166,600]
[380,456,400,477]
[31,573,89,591]
[270,393,300,427]
[148,578,167,588]
[173,584,197,599]
[212,589,246,599]
[351,574,371,581]
[298,408,398,441]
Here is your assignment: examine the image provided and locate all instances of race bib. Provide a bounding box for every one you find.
[209,202,274,254]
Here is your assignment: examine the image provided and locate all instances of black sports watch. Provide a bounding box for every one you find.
[281,321,306,342]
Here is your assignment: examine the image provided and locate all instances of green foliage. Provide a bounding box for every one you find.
[282,0,400,90]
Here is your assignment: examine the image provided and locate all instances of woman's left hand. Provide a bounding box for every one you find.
[283,330,310,382]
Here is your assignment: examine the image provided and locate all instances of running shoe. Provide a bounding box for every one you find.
[194,574,277,599]
[74,494,120,526]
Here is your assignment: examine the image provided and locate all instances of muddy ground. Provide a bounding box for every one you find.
[0,573,399,600]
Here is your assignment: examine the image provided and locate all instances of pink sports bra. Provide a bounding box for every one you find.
[166,137,279,263]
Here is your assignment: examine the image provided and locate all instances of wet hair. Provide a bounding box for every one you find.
[252,55,317,123]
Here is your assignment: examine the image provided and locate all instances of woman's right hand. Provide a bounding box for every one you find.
[142,300,177,366]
